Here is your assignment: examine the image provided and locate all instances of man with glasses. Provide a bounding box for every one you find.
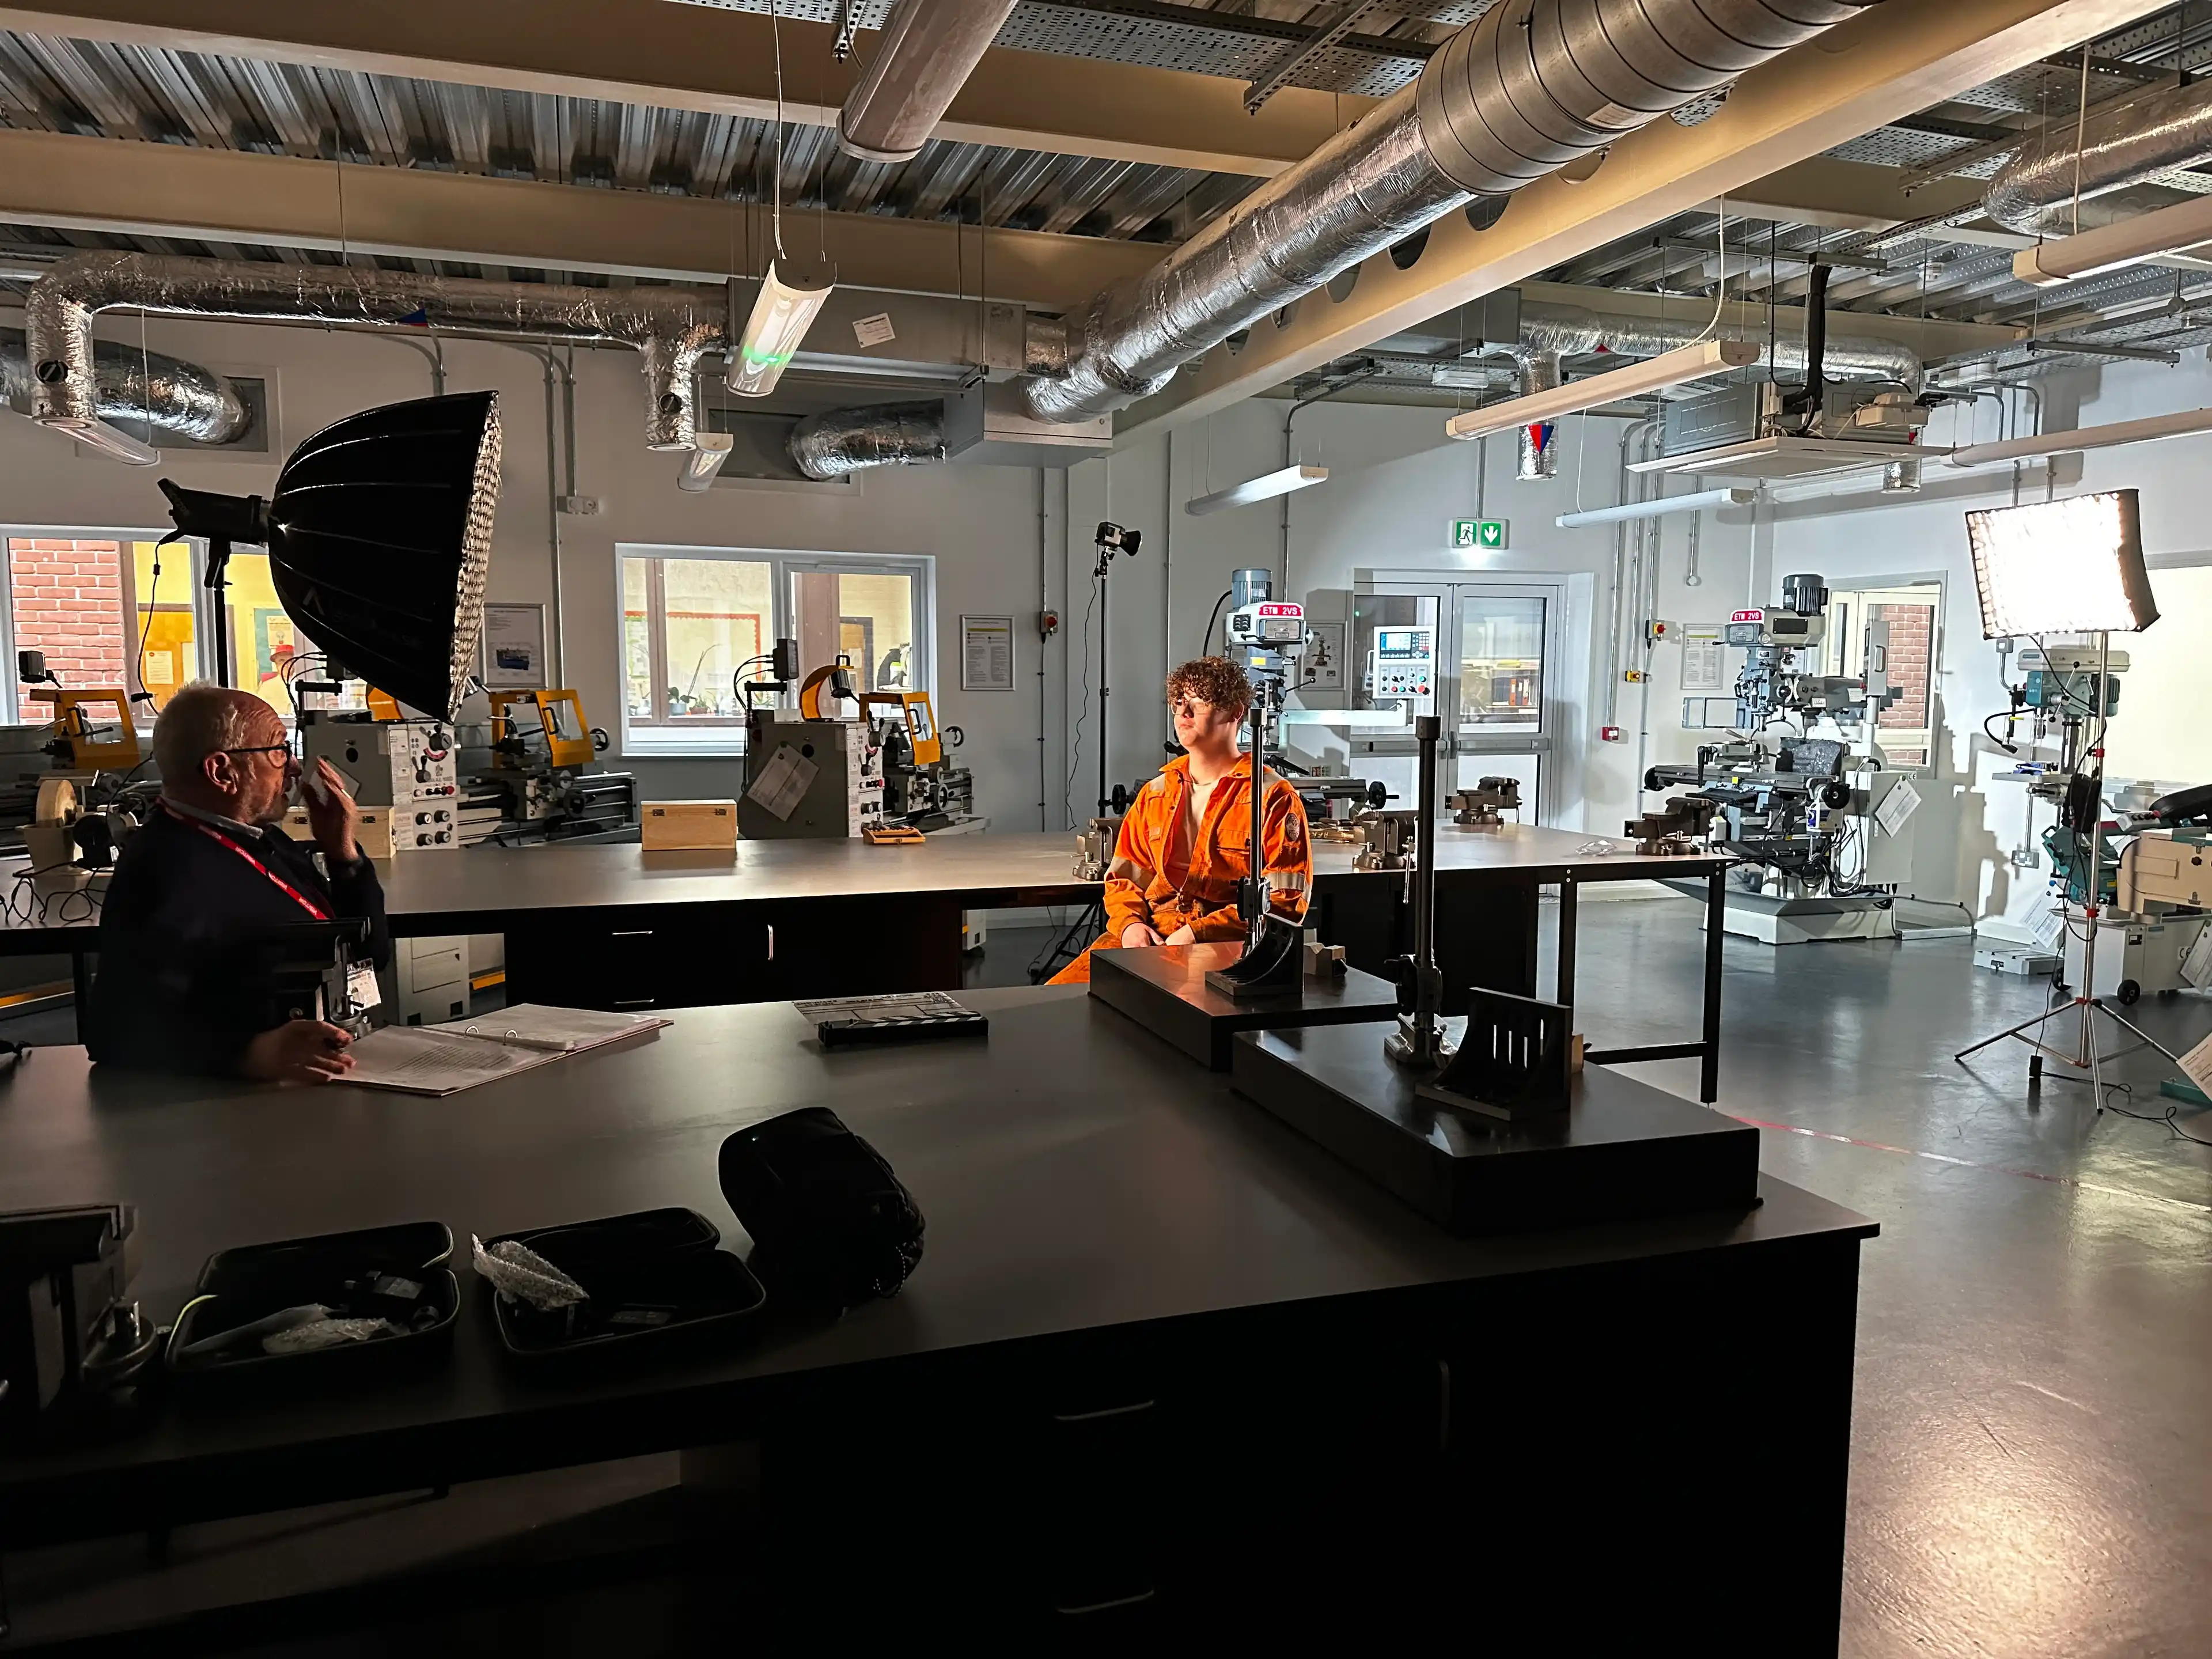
[1050,656,1310,984]
[86,681,391,1082]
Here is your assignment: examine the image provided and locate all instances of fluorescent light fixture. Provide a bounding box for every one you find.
[39,414,160,466]
[1944,406,2212,470]
[677,431,734,493]
[1964,490,2158,639]
[1445,339,1760,442]
[1555,487,1753,529]
[1185,464,1329,516]
[726,262,834,399]
[2014,192,2212,287]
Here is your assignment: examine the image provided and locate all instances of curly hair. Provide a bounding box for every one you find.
[1165,655,1253,717]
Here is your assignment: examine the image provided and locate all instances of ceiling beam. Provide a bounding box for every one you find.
[0,127,1163,305]
[0,0,1372,177]
[1115,0,2170,441]
[1518,281,2023,366]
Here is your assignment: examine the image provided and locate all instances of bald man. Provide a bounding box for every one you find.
[86,683,391,1082]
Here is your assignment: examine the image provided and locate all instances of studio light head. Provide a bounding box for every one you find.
[1964,490,2159,640]
[158,392,502,719]
[1095,520,1141,556]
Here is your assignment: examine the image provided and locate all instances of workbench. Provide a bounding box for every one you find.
[0,987,1869,1641]
[0,824,1734,1097]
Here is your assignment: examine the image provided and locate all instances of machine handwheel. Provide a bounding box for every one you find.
[2116,980,2141,1005]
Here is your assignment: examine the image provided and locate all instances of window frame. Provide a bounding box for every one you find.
[1819,575,1946,774]
[615,543,935,757]
[0,526,332,729]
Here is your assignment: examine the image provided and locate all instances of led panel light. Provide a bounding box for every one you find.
[1445,339,1760,442]
[727,263,834,398]
[2013,193,2212,287]
[677,431,734,493]
[1964,490,2158,639]
[1185,464,1328,516]
[38,414,160,466]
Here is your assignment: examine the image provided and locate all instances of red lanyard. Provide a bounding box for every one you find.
[164,806,330,922]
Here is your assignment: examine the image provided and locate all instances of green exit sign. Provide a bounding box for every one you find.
[1451,518,1508,551]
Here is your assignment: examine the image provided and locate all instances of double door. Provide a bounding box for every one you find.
[1348,578,1566,823]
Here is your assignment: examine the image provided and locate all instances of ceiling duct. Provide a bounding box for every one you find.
[1986,76,2212,237]
[1023,0,1878,425]
[25,254,732,457]
[0,329,249,446]
[789,401,948,480]
[838,0,1023,163]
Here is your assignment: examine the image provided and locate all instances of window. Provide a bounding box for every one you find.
[618,546,933,754]
[1821,580,1942,768]
[4,532,320,727]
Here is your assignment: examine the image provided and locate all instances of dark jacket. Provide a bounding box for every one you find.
[86,805,392,1075]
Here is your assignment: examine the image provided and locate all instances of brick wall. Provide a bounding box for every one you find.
[10,539,127,707]
[1873,601,1934,763]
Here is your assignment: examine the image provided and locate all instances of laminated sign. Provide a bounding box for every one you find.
[746,744,818,821]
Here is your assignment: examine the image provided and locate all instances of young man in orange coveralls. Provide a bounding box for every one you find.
[1050,654,1312,985]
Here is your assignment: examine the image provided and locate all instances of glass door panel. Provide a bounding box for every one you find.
[1456,594,1546,738]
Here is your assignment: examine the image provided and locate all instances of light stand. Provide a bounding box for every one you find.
[1203,678,1304,999]
[1384,714,1453,1068]
[1955,630,2194,1100]
[1091,521,1141,819]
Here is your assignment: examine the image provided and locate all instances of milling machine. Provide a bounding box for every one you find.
[1645,573,1922,945]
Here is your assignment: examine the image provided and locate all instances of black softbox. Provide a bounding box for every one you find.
[158,391,501,721]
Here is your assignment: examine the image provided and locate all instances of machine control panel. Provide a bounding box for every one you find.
[1370,627,1436,700]
[1724,608,1825,650]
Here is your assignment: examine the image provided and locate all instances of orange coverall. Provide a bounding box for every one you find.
[1050,752,1312,985]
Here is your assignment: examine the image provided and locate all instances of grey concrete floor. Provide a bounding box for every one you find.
[1559,896,2212,1659]
[9,903,2209,1652]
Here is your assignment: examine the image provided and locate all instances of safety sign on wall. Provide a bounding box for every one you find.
[1451,518,1509,551]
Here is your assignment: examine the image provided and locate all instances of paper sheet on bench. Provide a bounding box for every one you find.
[337,1027,563,1096]
[433,1003,668,1053]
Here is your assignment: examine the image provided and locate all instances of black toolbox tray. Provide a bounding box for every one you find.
[165,1221,459,1389]
[483,1207,766,1359]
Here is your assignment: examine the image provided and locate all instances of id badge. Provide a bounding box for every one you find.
[346,959,384,1014]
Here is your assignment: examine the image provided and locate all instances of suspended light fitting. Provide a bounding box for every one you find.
[1555,487,1754,529]
[1185,464,1329,516]
[40,414,160,466]
[2014,194,2212,287]
[678,430,734,492]
[1444,339,1760,442]
[726,265,834,399]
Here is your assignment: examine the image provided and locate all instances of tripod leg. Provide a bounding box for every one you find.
[2094,1002,2189,1068]
[1955,1001,2071,1063]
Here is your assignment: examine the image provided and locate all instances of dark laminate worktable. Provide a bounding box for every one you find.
[0,823,1734,1096]
[0,987,1868,1639]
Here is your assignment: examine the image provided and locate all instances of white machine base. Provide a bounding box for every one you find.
[1668,880,1899,946]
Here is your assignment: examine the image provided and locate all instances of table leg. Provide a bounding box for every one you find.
[1555,877,1577,1021]
[1701,866,1726,1104]
[71,948,92,1041]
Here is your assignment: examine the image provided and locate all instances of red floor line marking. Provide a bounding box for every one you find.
[1727,1114,2212,1217]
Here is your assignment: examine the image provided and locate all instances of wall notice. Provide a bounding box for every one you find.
[961,614,1016,692]
[482,603,548,688]
[1679,624,1725,692]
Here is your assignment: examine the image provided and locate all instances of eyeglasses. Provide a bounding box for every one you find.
[1172,699,1210,718]
[223,744,294,760]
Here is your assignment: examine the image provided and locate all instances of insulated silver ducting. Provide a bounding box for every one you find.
[839,0,1022,163]
[1025,0,1876,424]
[0,329,249,445]
[788,401,948,480]
[25,253,732,453]
[1518,301,1921,388]
[1514,350,1562,479]
[1986,77,2212,236]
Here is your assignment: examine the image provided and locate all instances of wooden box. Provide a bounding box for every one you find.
[641,800,738,851]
